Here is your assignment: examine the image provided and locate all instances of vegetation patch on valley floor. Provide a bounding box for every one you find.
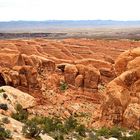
[8,104,140,140]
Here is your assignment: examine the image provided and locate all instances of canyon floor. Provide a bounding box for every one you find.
[1,38,140,139]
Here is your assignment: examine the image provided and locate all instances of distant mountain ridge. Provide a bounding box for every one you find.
[0,20,140,33]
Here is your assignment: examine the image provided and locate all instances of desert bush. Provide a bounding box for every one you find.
[29,116,88,139]
[129,131,140,140]
[0,89,5,93]
[31,116,65,134]
[15,103,23,112]
[51,131,64,140]
[132,38,140,41]
[109,126,122,139]
[3,93,8,99]
[11,104,28,122]
[0,125,12,139]
[60,82,68,91]
[96,126,124,139]
[76,124,86,137]
[42,117,63,133]
[0,104,8,111]
[87,131,99,140]
[30,116,45,125]
[22,120,41,139]
[64,116,78,132]
[120,137,133,140]
[96,127,110,138]
[2,117,10,124]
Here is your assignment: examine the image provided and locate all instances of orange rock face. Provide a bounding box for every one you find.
[0,38,140,129]
[102,47,140,129]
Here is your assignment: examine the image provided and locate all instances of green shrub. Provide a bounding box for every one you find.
[3,93,8,99]
[11,104,28,122]
[96,127,110,138]
[109,126,122,139]
[30,116,45,125]
[96,126,124,139]
[0,89,5,93]
[60,82,68,91]
[0,104,8,111]
[42,117,56,133]
[130,131,140,140]
[120,137,134,140]
[2,117,10,124]
[30,116,89,139]
[42,117,63,133]
[0,125,12,139]
[31,116,65,134]
[51,131,64,140]
[22,120,41,139]
[64,116,78,132]
[87,132,99,140]
[76,124,86,137]
[16,103,23,112]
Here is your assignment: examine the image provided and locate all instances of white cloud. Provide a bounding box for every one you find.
[0,0,140,21]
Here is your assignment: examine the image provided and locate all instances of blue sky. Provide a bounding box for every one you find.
[0,0,140,21]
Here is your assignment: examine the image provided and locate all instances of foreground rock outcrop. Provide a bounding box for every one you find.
[0,86,54,140]
[102,47,140,129]
[0,114,29,140]
[0,86,36,115]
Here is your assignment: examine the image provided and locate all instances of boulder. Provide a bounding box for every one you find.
[20,54,34,66]
[13,65,40,89]
[17,54,56,71]
[0,86,36,109]
[115,48,140,75]
[105,78,131,108]
[74,64,101,89]
[76,64,86,76]
[127,56,140,70]
[75,75,84,87]
[76,61,114,84]
[57,63,68,72]
[40,58,56,71]
[84,66,100,89]
[0,66,41,93]
[9,70,20,86]
[99,68,115,78]
[119,70,138,87]
[123,103,140,129]
[0,86,36,116]
[131,79,140,94]
[30,55,56,71]
[104,55,115,64]
[64,64,78,85]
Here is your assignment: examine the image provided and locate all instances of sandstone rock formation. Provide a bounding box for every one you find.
[0,86,54,140]
[64,64,78,86]
[0,66,41,93]
[0,38,140,132]
[123,103,140,129]
[102,48,140,129]
[0,114,29,140]
[62,63,101,90]
[115,48,140,76]
[0,86,36,115]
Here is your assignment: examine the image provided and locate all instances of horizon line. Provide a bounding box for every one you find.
[1,19,140,22]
